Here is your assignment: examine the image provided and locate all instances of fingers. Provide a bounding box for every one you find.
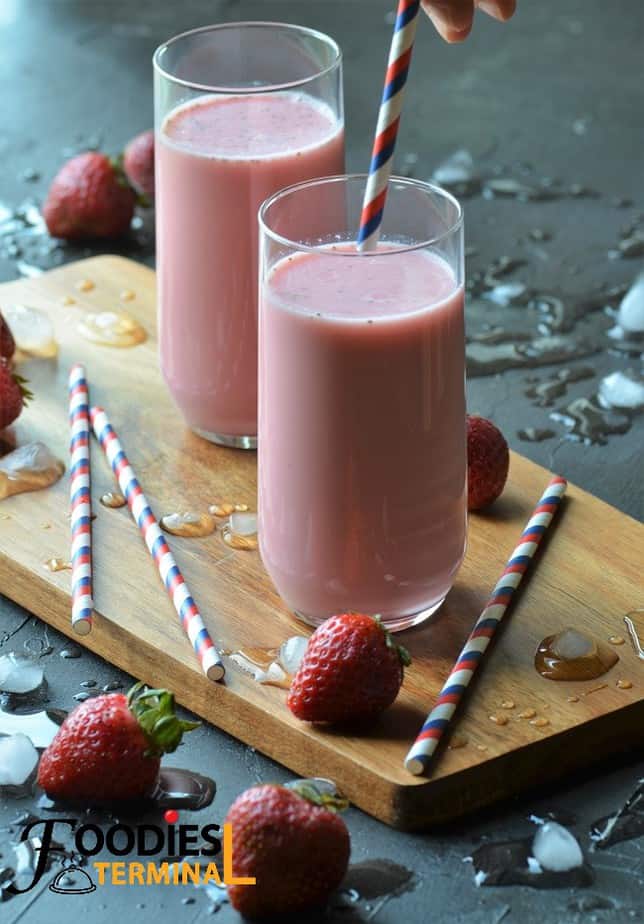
[476,0,516,22]
[421,0,516,41]
[421,0,475,43]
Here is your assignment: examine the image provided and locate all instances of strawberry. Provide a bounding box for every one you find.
[0,360,31,430]
[43,152,136,240]
[287,613,410,723]
[467,414,509,510]
[123,130,155,200]
[0,312,15,361]
[224,782,350,917]
[37,683,198,803]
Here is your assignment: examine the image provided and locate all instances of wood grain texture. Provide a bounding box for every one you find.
[1,256,643,829]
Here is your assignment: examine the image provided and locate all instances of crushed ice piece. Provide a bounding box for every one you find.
[2,303,57,356]
[552,628,595,660]
[474,870,488,887]
[278,636,309,674]
[0,442,65,500]
[598,370,644,411]
[228,652,287,686]
[0,653,44,693]
[532,822,584,872]
[618,276,644,333]
[0,733,38,793]
[431,149,480,196]
[228,511,257,536]
[526,857,543,874]
[484,282,528,306]
[0,708,64,747]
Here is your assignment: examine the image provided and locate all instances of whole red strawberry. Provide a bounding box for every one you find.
[37,683,198,803]
[0,360,31,430]
[225,782,350,918]
[0,312,15,361]
[123,130,155,200]
[467,414,509,510]
[43,152,136,240]
[287,613,410,723]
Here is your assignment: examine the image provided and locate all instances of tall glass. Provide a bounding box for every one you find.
[258,175,466,631]
[153,23,344,448]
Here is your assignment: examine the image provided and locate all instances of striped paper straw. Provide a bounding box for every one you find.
[405,475,567,776]
[90,406,225,682]
[357,0,422,250]
[69,364,93,636]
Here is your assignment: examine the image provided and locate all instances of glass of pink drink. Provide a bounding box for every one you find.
[259,175,466,631]
[153,24,344,448]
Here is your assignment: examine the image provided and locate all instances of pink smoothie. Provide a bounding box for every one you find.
[259,245,467,627]
[156,93,345,439]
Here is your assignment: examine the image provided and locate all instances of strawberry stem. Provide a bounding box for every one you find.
[127,682,199,757]
[373,615,412,667]
[12,373,33,405]
[287,779,349,813]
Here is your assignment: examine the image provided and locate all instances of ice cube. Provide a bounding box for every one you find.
[0,709,63,747]
[618,275,644,333]
[552,628,596,660]
[598,370,644,411]
[0,733,39,793]
[228,511,257,537]
[2,303,57,357]
[531,822,583,871]
[0,652,44,694]
[278,636,309,674]
[432,149,475,187]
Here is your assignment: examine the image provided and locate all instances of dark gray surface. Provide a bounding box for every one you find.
[1,1,643,921]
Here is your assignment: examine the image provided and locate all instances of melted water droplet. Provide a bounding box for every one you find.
[617,679,633,690]
[500,700,516,710]
[119,289,136,302]
[608,636,626,646]
[530,717,550,728]
[467,336,597,377]
[208,502,235,517]
[60,646,81,659]
[44,557,71,572]
[100,491,126,508]
[2,304,57,357]
[519,708,537,719]
[0,442,64,501]
[75,278,95,292]
[78,310,146,347]
[489,714,509,726]
[567,696,580,703]
[228,649,288,687]
[448,734,468,749]
[536,628,619,681]
[160,512,216,538]
[60,295,76,306]
[517,427,556,442]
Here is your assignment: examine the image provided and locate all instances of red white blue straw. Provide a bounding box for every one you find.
[405,475,568,776]
[69,364,93,636]
[90,406,225,682]
[357,0,422,250]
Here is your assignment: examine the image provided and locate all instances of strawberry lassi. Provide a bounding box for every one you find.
[259,241,467,629]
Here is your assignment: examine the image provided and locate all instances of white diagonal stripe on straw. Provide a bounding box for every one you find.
[404,476,567,775]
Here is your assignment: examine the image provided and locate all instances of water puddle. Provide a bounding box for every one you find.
[227,635,308,688]
[77,310,146,347]
[535,628,619,681]
[99,490,126,508]
[524,366,595,407]
[160,512,216,538]
[469,821,592,889]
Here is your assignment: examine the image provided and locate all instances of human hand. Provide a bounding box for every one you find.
[421,0,516,43]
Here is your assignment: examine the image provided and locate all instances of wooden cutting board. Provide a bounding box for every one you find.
[1,256,643,830]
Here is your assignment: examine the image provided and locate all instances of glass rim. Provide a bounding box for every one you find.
[259,174,464,257]
[153,21,342,95]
